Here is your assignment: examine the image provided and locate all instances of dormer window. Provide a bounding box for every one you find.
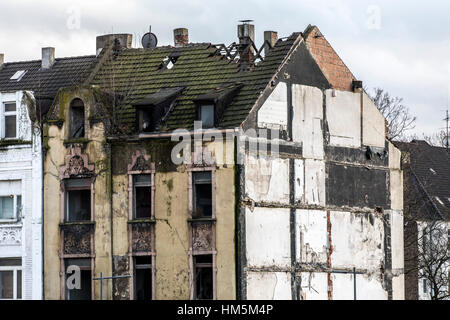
[200,104,215,128]
[194,83,243,130]
[134,87,184,133]
[69,98,85,138]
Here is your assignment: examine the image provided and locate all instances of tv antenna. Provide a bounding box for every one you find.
[443,110,449,152]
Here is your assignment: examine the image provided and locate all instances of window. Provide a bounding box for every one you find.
[2,102,17,138]
[193,255,213,300]
[0,180,22,221]
[137,109,152,133]
[423,279,427,294]
[134,256,152,300]
[199,105,214,128]
[9,70,27,81]
[0,258,22,300]
[65,179,91,222]
[133,175,151,219]
[69,98,85,138]
[65,258,91,300]
[193,172,212,218]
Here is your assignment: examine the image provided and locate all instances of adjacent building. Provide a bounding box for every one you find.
[0,50,95,299]
[395,140,449,300]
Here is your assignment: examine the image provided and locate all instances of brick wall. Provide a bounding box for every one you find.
[304,26,355,92]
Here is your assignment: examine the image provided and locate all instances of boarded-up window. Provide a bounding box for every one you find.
[133,175,151,219]
[69,98,85,138]
[193,172,212,218]
[194,255,213,300]
[134,256,152,300]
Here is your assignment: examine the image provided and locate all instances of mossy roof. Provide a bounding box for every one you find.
[88,33,300,131]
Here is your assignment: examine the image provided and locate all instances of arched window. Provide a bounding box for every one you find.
[69,98,85,138]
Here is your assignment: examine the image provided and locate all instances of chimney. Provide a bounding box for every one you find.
[42,47,55,69]
[264,31,278,56]
[174,28,189,47]
[0,54,4,69]
[96,34,133,55]
[237,21,255,71]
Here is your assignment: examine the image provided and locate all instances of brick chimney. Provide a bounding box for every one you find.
[237,21,255,71]
[42,47,55,69]
[96,34,132,55]
[174,28,189,47]
[264,31,278,56]
[0,54,4,69]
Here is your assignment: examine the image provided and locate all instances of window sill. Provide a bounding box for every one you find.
[59,221,95,227]
[188,217,216,222]
[0,139,32,147]
[127,218,156,224]
[63,138,90,146]
[0,220,21,225]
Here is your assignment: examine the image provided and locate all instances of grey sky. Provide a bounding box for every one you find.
[1,0,449,137]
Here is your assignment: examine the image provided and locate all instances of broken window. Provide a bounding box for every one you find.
[0,258,22,300]
[65,179,91,222]
[0,180,22,221]
[2,102,17,138]
[133,175,151,219]
[193,172,212,218]
[65,258,91,300]
[69,98,85,138]
[134,256,152,300]
[193,254,213,300]
[199,104,214,128]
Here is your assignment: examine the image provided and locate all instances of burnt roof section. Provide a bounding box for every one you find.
[0,55,96,99]
[86,33,300,131]
[395,140,450,220]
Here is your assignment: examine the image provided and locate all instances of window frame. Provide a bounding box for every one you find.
[0,258,22,300]
[128,165,155,221]
[0,180,22,223]
[63,179,93,223]
[193,254,214,300]
[198,104,215,128]
[68,98,86,139]
[132,255,153,300]
[2,101,17,139]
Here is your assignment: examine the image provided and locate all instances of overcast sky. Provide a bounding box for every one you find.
[1,0,449,137]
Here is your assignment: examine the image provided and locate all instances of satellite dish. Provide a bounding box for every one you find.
[442,135,450,147]
[141,32,158,49]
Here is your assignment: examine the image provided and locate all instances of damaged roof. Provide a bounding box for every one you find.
[87,33,300,131]
[395,140,450,220]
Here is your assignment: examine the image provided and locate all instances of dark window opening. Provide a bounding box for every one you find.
[200,104,214,128]
[65,259,91,300]
[193,172,212,218]
[134,256,152,300]
[66,180,91,222]
[194,255,213,300]
[5,115,16,138]
[133,175,151,219]
[138,109,152,133]
[69,98,85,138]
